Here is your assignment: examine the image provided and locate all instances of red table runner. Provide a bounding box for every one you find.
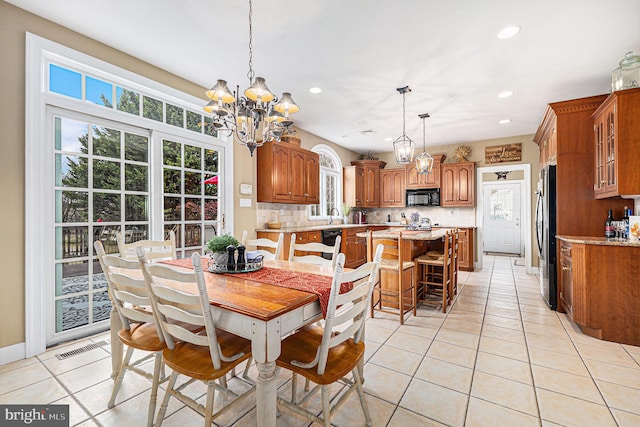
[160,258,349,318]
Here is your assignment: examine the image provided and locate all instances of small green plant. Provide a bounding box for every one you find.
[206,234,240,253]
[342,203,352,217]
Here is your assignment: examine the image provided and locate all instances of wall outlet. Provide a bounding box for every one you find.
[280,209,285,215]
[449,209,454,216]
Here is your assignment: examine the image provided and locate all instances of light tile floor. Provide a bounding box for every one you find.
[2,255,640,426]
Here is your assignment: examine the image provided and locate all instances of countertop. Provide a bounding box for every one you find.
[356,228,452,241]
[256,223,476,233]
[556,235,640,247]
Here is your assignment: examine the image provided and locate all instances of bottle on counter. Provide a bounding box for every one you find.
[624,207,633,240]
[605,209,615,238]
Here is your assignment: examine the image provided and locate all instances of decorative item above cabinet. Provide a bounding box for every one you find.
[257,140,319,204]
[593,87,640,199]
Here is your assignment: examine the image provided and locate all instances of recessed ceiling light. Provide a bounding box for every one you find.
[497,25,520,39]
[384,137,393,142]
[309,87,322,94]
[499,119,512,124]
[498,91,514,98]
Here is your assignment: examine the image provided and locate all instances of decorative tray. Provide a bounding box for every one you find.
[207,258,263,274]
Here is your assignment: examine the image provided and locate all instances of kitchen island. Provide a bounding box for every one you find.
[256,224,475,270]
[556,235,640,346]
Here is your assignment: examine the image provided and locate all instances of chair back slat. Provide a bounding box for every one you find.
[288,234,342,268]
[311,245,383,375]
[117,231,177,262]
[242,230,284,260]
[94,241,160,335]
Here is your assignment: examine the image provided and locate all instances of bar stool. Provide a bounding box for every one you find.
[450,228,460,298]
[367,231,415,324]
[414,231,453,313]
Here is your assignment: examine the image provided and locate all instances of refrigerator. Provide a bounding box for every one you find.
[535,164,557,310]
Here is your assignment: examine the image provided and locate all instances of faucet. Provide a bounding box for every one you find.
[329,207,340,225]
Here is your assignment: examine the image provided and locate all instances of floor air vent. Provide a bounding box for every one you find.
[55,340,109,360]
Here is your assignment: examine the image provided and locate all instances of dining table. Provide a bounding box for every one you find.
[108,258,335,427]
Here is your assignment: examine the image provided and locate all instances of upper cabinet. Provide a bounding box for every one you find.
[593,88,640,199]
[380,168,405,208]
[441,162,475,207]
[405,154,445,189]
[257,141,320,204]
[344,160,386,208]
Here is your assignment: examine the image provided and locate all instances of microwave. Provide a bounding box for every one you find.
[406,188,440,207]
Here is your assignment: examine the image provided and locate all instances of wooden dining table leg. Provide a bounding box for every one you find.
[252,319,282,427]
[109,307,122,380]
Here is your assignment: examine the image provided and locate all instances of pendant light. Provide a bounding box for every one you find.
[393,86,415,164]
[204,0,299,156]
[415,113,435,174]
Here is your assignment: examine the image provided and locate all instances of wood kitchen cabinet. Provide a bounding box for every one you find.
[380,168,405,208]
[556,236,640,347]
[457,228,474,271]
[257,141,319,204]
[534,95,627,237]
[343,160,386,208]
[405,154,445,189]
[342,227,367,268]
[441,162,475,207]
[593,87,640,199]
[558,240,574,318]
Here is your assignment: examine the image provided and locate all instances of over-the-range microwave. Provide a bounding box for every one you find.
[406,188,440,207]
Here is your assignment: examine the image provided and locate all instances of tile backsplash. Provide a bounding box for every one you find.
[257,203,476,228]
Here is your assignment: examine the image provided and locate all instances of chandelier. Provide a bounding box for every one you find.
[415,113,435,174]
[393,86,415,164]
[203,0,299,156]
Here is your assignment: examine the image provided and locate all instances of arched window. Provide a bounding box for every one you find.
[310,145,343,220]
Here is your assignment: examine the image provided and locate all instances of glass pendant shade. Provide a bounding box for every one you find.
[415,151,434,174]
[416,112,434,174]
[393,136,415,164]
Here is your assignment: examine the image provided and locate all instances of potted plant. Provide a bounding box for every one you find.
[342,204,352,224]
[206,234,240,265]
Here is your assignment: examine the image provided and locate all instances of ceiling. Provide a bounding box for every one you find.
[7,0,640,154]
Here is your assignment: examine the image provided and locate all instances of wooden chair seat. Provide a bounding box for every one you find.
[117,323,165,352]
[380,259,418,270]
[162,330,252,381]
[277,324,364,385]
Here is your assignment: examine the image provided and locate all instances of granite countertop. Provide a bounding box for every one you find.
[556,235,640,247]
[256,223,476,233]
[356,228,452,241]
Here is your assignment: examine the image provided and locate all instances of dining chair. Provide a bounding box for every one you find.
[275,244,384,427]
[137,250,254,427]
[414,230,453,313]
[287,233,342,268]
[241,230,284,261]
[94,240,166,427]
[116,230,177,262]
[367,231,416,324]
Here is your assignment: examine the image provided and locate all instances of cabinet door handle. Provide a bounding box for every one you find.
[561,265,571,271]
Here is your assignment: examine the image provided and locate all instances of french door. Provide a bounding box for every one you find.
[47,109,223,345]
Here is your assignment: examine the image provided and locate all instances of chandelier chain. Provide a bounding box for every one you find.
[247,0,254,82]
[422,115,426,150]
[402,91,406,136]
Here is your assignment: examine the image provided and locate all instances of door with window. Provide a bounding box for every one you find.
[483,182,522,255]
[49,111,223,345]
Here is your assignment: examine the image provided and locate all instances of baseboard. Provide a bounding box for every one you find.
[0,342,27,366]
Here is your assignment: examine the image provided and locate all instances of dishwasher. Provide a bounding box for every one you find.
[321,229,342,260]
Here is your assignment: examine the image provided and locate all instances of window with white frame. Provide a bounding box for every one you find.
[309,145,342,219]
